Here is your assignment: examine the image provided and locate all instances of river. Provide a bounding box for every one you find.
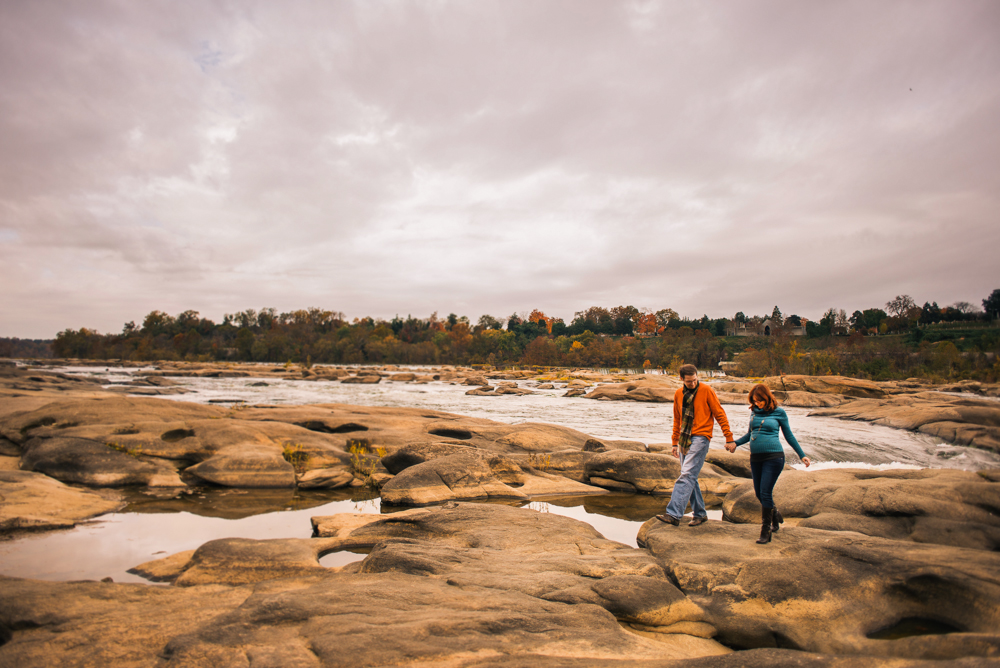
[2,366,997,585]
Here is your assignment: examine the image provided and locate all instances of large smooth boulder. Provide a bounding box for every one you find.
[173,537,342,586]
[341,375,381,384]
[380,442,478,474]
[585,377,680,403]
[722,468,1000,550]
[584,450,740,502]
[20,436,185,487]
[764,375,887,399]
[380,452,528,505]
[184,445,296,488]
[0,470,122,532]
[637,519,1000,660]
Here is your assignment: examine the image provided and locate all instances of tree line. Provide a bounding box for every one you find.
[36,288,1000,381]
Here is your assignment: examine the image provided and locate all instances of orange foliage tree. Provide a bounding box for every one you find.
[528,309,554,333]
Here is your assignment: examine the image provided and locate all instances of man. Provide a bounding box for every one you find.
[656,364,735,527]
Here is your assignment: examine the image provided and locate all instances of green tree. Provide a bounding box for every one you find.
[983,289,1000,319]
[885,295,916,319]
[770,306,783,326]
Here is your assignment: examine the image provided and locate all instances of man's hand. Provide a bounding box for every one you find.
[725,441,737,453]
[671,446,678,457]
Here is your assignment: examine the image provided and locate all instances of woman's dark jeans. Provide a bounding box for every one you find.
[750,456,785,509]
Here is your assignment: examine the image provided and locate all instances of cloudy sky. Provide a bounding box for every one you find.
[2,1,998,338]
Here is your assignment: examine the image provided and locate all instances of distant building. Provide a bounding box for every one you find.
[729,318,806,337]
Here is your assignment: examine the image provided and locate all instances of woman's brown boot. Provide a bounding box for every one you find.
[756,507,772,544]
[771,507,783,533]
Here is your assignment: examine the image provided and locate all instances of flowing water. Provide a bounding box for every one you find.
[2,365,998,584]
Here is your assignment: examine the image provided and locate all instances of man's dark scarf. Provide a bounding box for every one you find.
[678,382,699,455]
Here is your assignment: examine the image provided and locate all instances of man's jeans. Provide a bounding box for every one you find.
[665,435,709,519]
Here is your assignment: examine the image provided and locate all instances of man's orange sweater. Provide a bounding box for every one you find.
[672,383,734,445]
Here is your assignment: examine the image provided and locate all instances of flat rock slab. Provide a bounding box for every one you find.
[313,503,725,645]
[638,518,1000,660]
[722,467,1000,550]
[809,393,1000,452]
[585,377,681,403]
[0,470,122,532]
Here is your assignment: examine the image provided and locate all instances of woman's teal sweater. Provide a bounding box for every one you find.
[734,407,806,459]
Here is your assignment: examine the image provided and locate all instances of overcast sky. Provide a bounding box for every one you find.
[2,1,998,338]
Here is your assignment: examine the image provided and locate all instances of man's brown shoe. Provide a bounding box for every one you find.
[655,514,680,526]
[688,516,708,527]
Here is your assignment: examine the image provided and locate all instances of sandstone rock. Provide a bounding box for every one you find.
[722,467,1000,550]
[537,383,556,389]
[312,503,727,653]
[637,518,1000,660]
[703,449,759,478]
[564,388,587,397]
[709,381,754,394]
[462,375,489,385]
[764,374,887,398]
[0,470,122,532]
[20,436,185,487]
[0,435,20,456]
[495,384,534,395]
[809,392,1000,452]
[583,438,648,453]
[185,445,296,488]
[515,469,610,497]
[127,549,196,583]
[772,391,844,408]
[465,386,496,395]
[380,452,528,505]
[295,467,354,489]
[585,377,680,403]
[584,450,739,502]
[388,372,416,381]
[340,374,381,384]
[380,442,476,474]
[0,576,251,666]
[236,404,594,455]
[173,536,342,586]
[511,450,594,483]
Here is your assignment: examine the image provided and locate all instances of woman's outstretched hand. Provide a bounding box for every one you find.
[802,456,812,467]
[725,441,737,453]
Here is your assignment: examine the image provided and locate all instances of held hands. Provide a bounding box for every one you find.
[724,441,737,453]
[802,456,812,467]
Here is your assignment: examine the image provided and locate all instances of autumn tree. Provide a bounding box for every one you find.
[527,309,553,333]
[635,313,659,336]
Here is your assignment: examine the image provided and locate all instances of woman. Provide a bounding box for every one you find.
[727,384,811,544]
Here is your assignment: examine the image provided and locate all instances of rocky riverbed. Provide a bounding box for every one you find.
[1,361,999,666]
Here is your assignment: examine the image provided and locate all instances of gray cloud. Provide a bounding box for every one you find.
[1,0,998,337]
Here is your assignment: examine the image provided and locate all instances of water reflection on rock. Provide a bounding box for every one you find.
[117,486,379,520]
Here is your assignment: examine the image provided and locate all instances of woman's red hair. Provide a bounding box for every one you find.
[748,384,779,411]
